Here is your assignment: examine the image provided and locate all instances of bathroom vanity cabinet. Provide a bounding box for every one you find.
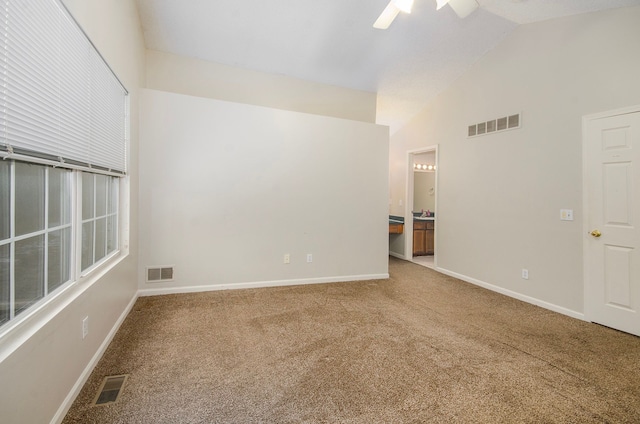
[413,220,434,256]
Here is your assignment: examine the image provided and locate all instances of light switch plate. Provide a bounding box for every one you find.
[560,209,573,221]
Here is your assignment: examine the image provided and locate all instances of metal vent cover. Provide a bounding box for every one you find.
[468,113,521,138]
[93,375,128,406]
[146,266,175,282]
[160,267,173,280]
[497,117,508,131]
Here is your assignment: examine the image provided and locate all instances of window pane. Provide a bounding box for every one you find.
[107,215,118,254]
[95,174,107,217]
[0,243,9,325]
[48,167,71,227]
[15,163,45,236]
[95,217,106,262]
[107,176,118,214]
[48,227,71,292]
[82,173,94,220]
[81,221,94,271]
[15,235,45,316]
[0,161,10,241]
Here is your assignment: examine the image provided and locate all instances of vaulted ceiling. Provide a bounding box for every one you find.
[135,0,640,133]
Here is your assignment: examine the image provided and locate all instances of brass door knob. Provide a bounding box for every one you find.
[590,229,602,238]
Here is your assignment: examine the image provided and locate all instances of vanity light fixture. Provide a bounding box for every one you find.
[413,163,436,172]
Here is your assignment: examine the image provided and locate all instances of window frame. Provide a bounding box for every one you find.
[78,171,120,276]
[1,160,124,329]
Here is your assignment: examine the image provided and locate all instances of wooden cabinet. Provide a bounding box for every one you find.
[413,220,434,256]
[425,221,434,255]
[413,221,426,255]
[389,223,404,234]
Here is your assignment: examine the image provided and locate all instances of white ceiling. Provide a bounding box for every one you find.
[135,0,640,133]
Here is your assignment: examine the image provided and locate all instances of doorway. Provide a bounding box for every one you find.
[405,146,438,269]
[583,106,640,336]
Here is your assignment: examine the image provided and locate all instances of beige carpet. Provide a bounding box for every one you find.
[63,257,640,423]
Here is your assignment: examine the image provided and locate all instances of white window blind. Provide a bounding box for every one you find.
[1,0,128,174]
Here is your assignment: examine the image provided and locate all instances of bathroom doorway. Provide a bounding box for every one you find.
[406,146,438,269]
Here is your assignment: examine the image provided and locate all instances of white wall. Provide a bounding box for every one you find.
[139,89,389,294]
[0,1,145,423]
[389,6,640,315]
[146,49,377,123]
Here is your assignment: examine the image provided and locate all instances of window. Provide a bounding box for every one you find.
[0,162,121,326]
[1,161,73,324]
[0,0,128,329]
[81,173,119,272]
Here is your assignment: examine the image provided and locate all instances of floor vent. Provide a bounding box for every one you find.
[93,375,128,406]
[146,266,174,283]
[468,113,521,138]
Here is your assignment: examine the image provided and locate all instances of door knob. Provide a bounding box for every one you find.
[590,229,602,238]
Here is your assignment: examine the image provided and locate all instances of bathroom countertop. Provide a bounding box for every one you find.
[414,216,435,221]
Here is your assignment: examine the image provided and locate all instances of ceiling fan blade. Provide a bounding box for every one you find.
[436,0,450,10]
[447,0,479,18]
[373,1,400,29]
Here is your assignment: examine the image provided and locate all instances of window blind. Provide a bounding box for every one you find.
[1,0,128,174]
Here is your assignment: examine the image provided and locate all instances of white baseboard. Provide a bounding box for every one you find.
[389,251,405,259]
[435,266,586,321]
[51,292,139,424]
[138,273,390,297]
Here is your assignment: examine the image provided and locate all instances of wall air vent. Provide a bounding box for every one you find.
[468,113,521,138]
[146,266,174,283]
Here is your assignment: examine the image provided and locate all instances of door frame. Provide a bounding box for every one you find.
[582,104,640,323]
[405,145,439,265]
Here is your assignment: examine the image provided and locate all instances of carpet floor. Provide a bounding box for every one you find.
[63,257,640,423]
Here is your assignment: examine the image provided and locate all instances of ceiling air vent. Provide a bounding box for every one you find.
[146,266,174,283]
[468,113,521,138]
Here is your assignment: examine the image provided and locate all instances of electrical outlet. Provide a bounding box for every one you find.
[284,254,290,264]
[307,254,313,263]
[82,316,89,339]
[522,269,529,280]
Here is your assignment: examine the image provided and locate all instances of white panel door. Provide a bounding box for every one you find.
[584,109,640,336]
